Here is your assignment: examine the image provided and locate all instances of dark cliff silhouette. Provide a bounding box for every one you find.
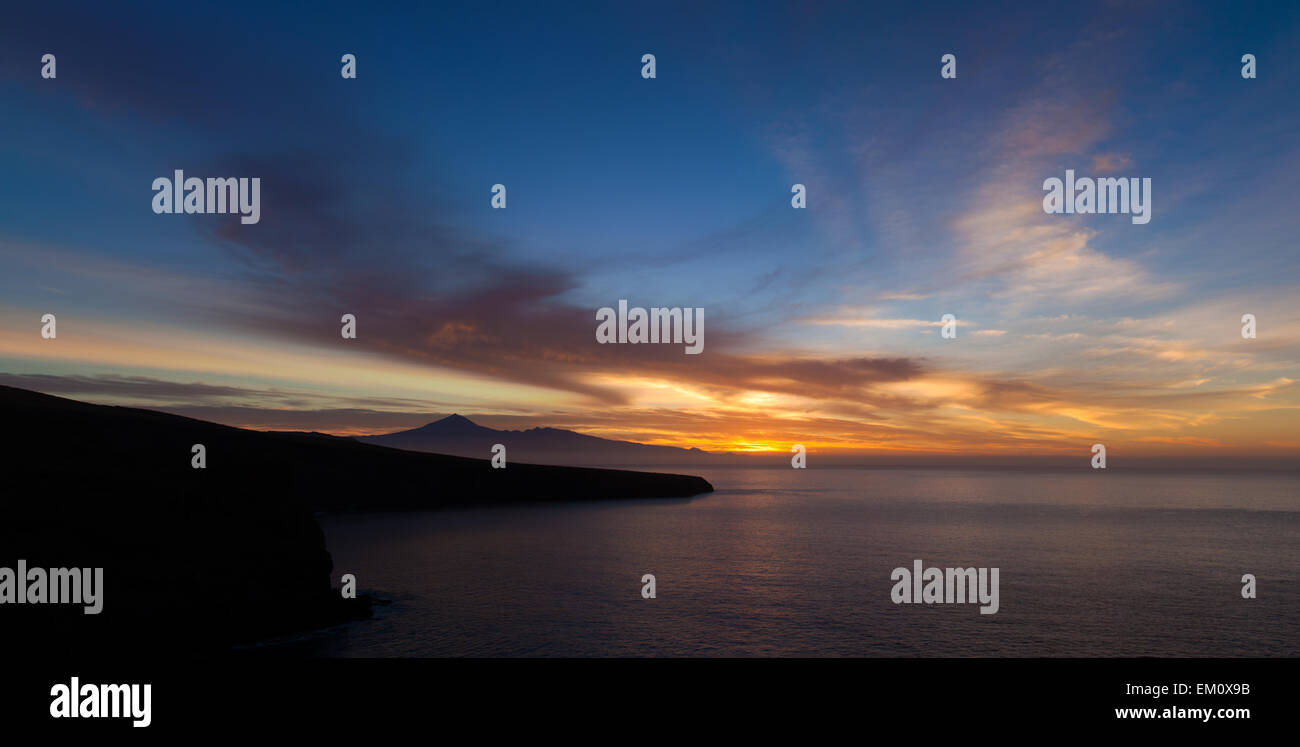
[0,385,712,655]
[361,413,713,466]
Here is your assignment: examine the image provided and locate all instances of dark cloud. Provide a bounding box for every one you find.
[172,142,786,404]
[0,373,453,418]
[0,373,249,400]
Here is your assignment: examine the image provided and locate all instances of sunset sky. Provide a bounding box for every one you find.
[2,1,1298,463]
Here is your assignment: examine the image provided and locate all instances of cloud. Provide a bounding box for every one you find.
[1091,152,1134,173]
[0,373,249,400]
[801,316,949,330]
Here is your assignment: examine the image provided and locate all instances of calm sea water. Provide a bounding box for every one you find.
[278,468,1298,657]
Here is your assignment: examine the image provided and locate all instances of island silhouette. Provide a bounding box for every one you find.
[361,413,713,466]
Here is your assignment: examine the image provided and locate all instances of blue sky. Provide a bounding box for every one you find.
[1,0,1298,460]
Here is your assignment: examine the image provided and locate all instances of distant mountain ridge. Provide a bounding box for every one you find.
[360,414,711,466]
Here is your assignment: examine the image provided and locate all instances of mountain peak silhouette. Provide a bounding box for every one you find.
[363,413,710,466]
[410,413,492,434]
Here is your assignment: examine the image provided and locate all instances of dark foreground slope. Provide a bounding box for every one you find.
[0,386,712,655]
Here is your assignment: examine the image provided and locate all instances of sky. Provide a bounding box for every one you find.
[1,1,1298,464]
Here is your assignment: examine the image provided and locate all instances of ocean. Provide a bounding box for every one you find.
[282,467,1298,657]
